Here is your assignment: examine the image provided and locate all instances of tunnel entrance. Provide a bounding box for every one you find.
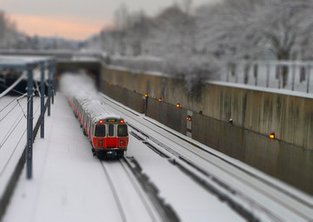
[56,61,102,89]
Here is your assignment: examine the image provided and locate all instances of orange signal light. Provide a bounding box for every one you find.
[268,132,276,140]
[176,103,182,109]
[144,93,149,98]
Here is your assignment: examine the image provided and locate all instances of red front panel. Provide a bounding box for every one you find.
[105,138,118,148]
[92,137,119,149]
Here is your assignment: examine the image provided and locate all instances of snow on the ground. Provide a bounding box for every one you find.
[3,73,247,222]
[3,94,161,222]
[127,136,244,222]
[6,72,313,222]
[60,73,245,221]
[3,95,123,222]
[3,93,244,222]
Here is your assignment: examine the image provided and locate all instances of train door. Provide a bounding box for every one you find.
[106,122,118,148]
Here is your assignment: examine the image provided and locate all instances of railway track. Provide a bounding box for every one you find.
[100,93,313,222]
[99,157,179,222]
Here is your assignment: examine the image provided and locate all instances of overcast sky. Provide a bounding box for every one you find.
[1,0,221,40]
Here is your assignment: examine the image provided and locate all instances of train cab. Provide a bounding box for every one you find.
[91,116,129,158]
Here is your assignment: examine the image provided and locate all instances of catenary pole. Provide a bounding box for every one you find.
[40,62,45,138]
[26,65,34,179]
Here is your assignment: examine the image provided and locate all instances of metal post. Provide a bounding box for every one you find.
[226,64,230,82]
[291,64,296,91]
[307,66,311,94]
[234,63,238,83]
[48,65,52,116]
[266,64,270,88]
[254,64,258,86]
[278,65,281,89]
[40,62,45,138]
[26,65,34,179]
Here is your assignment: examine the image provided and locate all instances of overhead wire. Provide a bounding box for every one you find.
[0,112,24,150]
[0,96,40,149]
[0,93,27,122]
[0,83,25,96]
[0,97,17,114]
[0,102,19,122]
[0,129,27,177]
[0,73,26,99]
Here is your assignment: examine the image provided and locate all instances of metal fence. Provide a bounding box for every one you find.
[221,61,313,94]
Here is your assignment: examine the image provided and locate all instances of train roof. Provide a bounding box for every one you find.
[82,99,121,124]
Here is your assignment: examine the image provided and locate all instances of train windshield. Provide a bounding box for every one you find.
[118,125,128,137]
[95,125,105,137]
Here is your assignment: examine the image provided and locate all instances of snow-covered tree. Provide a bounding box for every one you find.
[87,0,313,89]
[0,11,20,49]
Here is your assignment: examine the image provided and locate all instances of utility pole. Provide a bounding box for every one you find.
[52,64,55,104]
[48,64,52,116]
[40,62,45,138]
[26,64,34,179]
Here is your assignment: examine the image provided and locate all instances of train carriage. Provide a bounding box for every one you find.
[69,94,129,159]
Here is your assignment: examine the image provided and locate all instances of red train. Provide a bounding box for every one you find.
[68,94,129,158]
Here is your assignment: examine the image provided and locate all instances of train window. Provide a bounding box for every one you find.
[108,124,114,137]
[95,125,105,137]
[118,125,128,137]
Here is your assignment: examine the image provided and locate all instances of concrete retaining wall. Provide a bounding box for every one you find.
[102,66,313,150]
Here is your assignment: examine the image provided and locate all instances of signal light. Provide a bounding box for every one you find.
[268,132,276,140]
[144,93,149,98]
[119,119,125,124]
[176,103,182,109]
[99,120,104,124]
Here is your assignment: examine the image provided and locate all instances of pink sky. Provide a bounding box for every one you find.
[10,14,113,40]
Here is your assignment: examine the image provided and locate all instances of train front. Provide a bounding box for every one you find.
[92,118,129,158]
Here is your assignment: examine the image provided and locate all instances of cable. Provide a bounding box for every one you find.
[0,129,26,177]
[0,102,19,122]
[0,93,27,123]
[0,82,25,96]
[0,97,40,149]
[16,94,28,119]
[0,73,26,99]
[0,97,18,114]
[0,113,24,149]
